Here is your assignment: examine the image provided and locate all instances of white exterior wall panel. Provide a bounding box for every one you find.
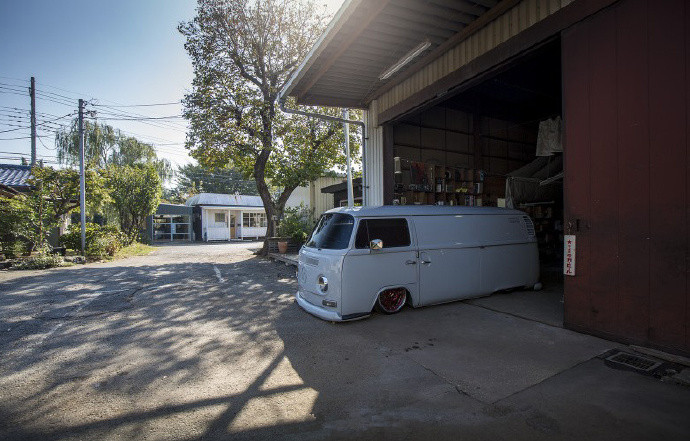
[364,99,384,206]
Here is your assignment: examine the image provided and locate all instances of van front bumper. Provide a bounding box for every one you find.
[295,291,371,322]
[295,291,343,321]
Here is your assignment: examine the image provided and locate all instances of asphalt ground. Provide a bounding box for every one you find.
[0,242,688,441]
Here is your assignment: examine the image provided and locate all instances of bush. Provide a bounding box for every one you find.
[60,223,127,257]
[0,195,35,258]
[278,205,315,243]
[12,252,64,270]
[1,241,29,260]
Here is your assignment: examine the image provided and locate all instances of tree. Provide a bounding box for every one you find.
[0,195,36,257]
[27,166,109,225]
[106,165,162,240]
[175,163,258,196]
[55,120,172,181]
[180,0,359,253]
[0,167,108,253]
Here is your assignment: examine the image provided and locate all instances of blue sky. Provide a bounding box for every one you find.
[0,0,344,172]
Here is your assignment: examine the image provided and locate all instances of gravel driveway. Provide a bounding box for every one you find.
[0,242,688,441]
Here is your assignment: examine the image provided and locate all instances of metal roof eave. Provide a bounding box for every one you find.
[196,205,266,211]
[279,0,360,102]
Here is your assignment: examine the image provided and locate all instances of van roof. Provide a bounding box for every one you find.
[325,205,526,217]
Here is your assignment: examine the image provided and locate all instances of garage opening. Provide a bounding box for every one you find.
[387,39,564,325]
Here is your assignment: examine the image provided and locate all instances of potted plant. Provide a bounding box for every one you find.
[277,205,313,253]
[277,239,288,254]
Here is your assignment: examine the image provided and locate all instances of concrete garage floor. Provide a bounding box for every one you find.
[468,265,565,327]
[0,242,688,441]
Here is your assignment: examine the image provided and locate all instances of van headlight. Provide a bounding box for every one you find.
[318,275,328,292]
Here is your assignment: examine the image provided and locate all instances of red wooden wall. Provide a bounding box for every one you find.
[562,0,689,354]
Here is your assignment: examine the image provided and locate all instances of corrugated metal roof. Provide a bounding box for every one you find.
[185,193,264,207]
[0,164,32,189]
[281,0,501,108]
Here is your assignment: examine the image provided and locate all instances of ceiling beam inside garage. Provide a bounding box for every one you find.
[365,0,522,103]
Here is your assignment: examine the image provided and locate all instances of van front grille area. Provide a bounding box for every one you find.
[523,216,536,238]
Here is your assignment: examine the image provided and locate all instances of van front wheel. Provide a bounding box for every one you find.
[375,288,407,314]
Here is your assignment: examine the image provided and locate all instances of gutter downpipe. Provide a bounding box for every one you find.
[277,97,367,207]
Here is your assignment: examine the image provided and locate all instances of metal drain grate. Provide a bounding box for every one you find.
[605,352,662,373]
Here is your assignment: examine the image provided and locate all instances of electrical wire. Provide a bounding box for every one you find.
[94,115,184,121]
[0,135,32,141]
[92,101,181,108]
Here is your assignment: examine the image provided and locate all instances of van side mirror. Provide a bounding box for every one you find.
[370,239,383,250]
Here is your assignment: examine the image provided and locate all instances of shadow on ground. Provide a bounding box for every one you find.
[0,248,689,441]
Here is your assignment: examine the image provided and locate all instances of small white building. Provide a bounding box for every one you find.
[186,193,267,241]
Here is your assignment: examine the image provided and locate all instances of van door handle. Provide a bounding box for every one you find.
[405,260,417,265]
[420,259,431,264]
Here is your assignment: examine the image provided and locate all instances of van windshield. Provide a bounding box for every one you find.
[305,213,354,250]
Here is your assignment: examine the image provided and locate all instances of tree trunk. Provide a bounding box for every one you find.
[255,144,274,255]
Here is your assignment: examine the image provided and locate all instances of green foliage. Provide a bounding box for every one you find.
[1,165,108,254]
[179,0,360,244]
[0,195,35,258]
[277,204,315,243]
[11,251,64,270]
[55,119,172,181]
[60,223,127,257]
[28,166,110,221]
[106,165,162,240]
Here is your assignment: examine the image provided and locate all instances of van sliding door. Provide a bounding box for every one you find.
[415,216,481,305]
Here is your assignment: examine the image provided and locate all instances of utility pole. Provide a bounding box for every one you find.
[78,99,86,255]
[30,77,36,166]
[343,108,354,208]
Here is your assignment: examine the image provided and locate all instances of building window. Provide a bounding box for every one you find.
[243,212,267,228]
[153,214,191,241]
[214,212,226,224]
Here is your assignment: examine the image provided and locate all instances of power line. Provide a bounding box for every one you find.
[0,135,32,141]
[0,125,30,134]
[88,107,188,132]
[94,115,184,121]
[0,150,57,158]
[92,101,181,108]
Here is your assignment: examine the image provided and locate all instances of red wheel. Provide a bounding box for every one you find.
[375,288,407,314]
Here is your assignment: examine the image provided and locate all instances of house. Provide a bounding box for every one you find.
[186,193,267,241]
[0,164,32,195]
[281,0,690,355]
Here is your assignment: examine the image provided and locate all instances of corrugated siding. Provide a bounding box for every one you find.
[365,100,384,206]
[377,0,574,114]
[311,176,341,216]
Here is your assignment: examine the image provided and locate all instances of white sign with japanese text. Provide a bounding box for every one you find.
[564,235,576,276]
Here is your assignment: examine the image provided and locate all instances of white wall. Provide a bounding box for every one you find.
[286,186,310,209]
[286,176,342,217]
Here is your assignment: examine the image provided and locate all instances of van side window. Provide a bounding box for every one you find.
[355,218,411,249]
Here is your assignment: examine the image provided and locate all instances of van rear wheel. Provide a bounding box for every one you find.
[375,288,407,314]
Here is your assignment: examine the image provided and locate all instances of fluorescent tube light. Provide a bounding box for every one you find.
[379,39,431,81]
